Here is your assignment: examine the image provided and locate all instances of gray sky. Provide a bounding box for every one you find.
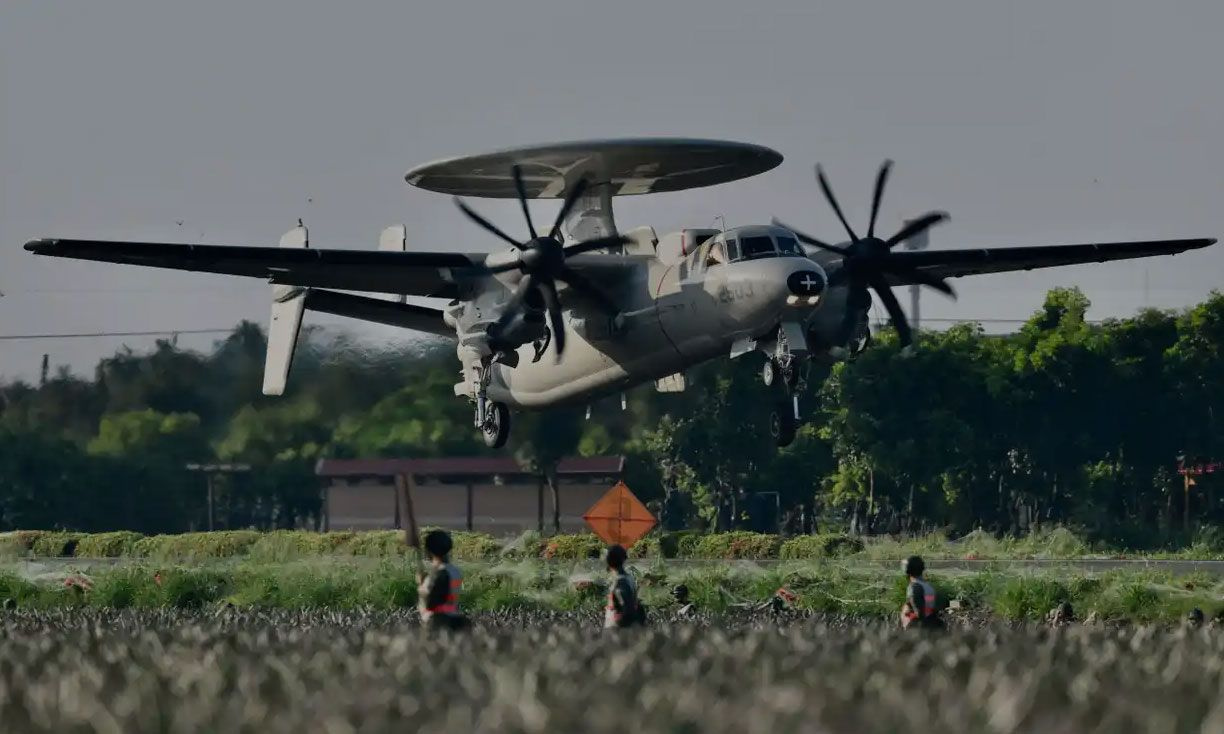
[3,0,1222,382]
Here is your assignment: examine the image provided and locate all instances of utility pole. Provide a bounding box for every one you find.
[185,463,251,531]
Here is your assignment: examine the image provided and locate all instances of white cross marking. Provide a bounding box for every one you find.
[800,275,818,292]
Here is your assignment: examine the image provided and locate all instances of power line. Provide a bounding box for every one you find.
[0,328,233,342]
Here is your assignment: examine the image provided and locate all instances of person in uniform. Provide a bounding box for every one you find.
[604,544,645,629]
[417,529,469,632]
[899,555,941,630]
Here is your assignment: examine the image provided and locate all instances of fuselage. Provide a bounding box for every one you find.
[486,224,835,408]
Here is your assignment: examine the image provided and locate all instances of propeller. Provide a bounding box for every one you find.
[773,160,953,348]
[454,165,628,357]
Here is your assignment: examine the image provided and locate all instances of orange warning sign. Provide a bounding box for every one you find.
[582,481,657,548]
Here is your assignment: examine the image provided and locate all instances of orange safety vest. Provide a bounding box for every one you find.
[422,563,462,617]
[903,579,936,621]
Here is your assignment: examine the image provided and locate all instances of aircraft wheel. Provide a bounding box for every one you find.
[769,402,797,448]
[762,358,779,387]
[482,402,511,449]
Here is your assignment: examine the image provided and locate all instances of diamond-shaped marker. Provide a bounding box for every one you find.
[582,481,656,548]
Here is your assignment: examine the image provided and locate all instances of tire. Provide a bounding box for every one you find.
[769,402,797,448]
[482,402,511,448]
[762,358,779,387]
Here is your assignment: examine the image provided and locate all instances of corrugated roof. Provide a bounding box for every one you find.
[316,455,624,478]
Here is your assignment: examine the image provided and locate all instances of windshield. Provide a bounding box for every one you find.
[776,236,804,256]
[739,236,776,260]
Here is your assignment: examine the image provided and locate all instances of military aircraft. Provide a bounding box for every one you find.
[24,138,1216,448]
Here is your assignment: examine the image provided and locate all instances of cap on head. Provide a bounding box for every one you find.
[605,544,627,569]
[424,529,453,558]
[672,583,689,602]
[902,555,925,577]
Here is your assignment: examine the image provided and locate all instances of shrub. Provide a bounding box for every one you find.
[32,532,83,557]
[779,533,865,560]
[541,533,605,560]
[339,531,408,557]
[134,531,262,560]
[157,569,227,608]
[76,531,145,558]
[691,532,781,560]
[990,576,1069,620]
[0,572,41,607]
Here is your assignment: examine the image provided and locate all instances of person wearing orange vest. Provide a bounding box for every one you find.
[604,544,646,629]
[900,555,942,630]
[417,529,469,632]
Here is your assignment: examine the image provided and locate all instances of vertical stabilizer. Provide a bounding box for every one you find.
[262,224,309,396]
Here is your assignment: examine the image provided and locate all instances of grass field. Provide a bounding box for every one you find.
[3,556,1223,624]
[1,609,1222,733]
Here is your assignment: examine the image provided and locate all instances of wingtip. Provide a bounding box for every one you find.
[24,239,54,253]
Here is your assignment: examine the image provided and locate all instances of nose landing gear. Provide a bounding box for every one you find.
[761,322,810,448]
[481,401,511,448]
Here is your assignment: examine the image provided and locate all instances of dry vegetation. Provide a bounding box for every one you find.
[1,609,1222,733]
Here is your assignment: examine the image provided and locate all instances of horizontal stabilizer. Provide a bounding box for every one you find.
[263,225,309,396]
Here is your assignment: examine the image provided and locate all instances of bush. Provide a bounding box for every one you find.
[779,533,865,560]
[134,531,262,560]
[32,532,83,557]
[541,533,605,560]
[0,572,41,607]
[76,531,145,558]
[990,576,1069,620]
[691,532,782,560]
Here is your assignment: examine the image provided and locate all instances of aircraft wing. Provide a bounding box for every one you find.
[881,238,1215,284]
[23,238,487,298]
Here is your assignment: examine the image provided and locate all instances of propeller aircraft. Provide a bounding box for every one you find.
[24,138,1216,448]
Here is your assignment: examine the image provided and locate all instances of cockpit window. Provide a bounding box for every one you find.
[725,238,739,261]
[740,236,776,260]
[776,236,803,256]
[704,241,727,268]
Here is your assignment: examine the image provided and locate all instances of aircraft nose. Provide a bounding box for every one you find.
[786,268,827,297]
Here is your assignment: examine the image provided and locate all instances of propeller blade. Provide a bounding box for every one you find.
[868,275,912,348]
[867,160,893,239]
[771,218,850,255]
[454,198,522,250]
[816,164,859,243]
[511,165,537,239]
[539,278,566,357]
[550,177,590,241]
[486,260,524,274]
[886,211,949,249]
[562,235,630,257]
[557,266,618,315]
[492,273,536,327]
[881,264,957,298]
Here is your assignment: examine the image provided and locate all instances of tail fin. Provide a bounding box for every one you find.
[262,224,309,396]
[378,225,408,303]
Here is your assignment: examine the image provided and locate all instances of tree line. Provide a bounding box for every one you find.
[2,288,1222,548]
